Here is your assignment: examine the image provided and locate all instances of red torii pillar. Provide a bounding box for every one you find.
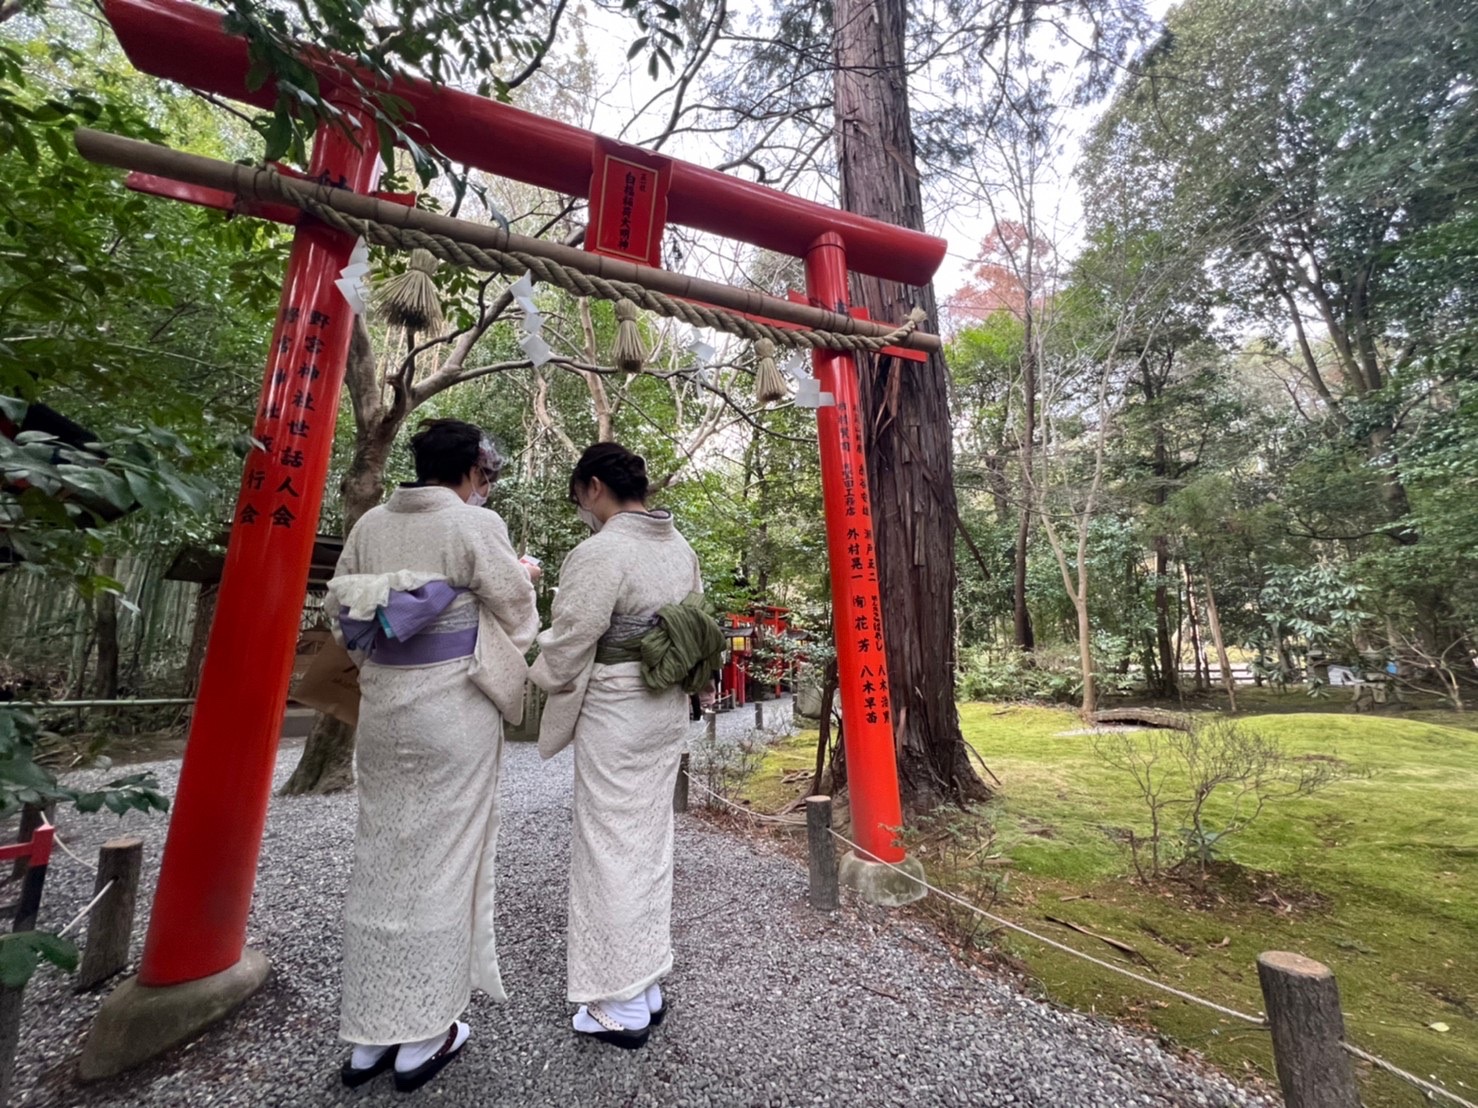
[81,111,380,1077]
[84,0,941,1074]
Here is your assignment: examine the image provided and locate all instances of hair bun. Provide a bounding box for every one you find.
[570,441,651,504]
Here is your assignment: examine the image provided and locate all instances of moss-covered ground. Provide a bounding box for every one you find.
[744,694,1477,1106]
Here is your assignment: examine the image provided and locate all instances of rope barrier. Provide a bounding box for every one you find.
[1340,1043,1478,1108]
[251,167,928,356]
[56,879,114,940]
[681,769,1478,1108]
[819,825,1269,1026]
[684,768,1261,1020]
[682,770,806,827]
[54,835,98,874]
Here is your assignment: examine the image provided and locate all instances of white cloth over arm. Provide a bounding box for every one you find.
[464,510,540,722]
[529,540,622,758]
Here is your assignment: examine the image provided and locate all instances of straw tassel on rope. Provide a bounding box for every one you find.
[754,338,788,405]
[375,247,444,335]
[613,299,645,373]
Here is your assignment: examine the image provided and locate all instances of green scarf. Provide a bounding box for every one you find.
[594,592,726,694]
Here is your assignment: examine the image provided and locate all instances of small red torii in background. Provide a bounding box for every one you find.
[80,0,946,1074]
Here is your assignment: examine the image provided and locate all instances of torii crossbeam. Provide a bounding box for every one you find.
[78,0,945,1076]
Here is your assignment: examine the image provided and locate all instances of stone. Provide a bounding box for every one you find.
[839,850,927,907]
[77,949,271,1081]
[794,680,825,720]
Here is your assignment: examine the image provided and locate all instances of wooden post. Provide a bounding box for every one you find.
[704,709,717,745]
[0,823,50,1108]
[806,795,839,910]
[10,804,51,881]
[76,837,144,992]
[12,863,46,935]
[672,754,690,814]
[1256,951,1360,1108]
[754,701,764,730]
[0,982,20,1108]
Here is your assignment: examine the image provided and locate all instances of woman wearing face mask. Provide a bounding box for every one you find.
[531,442,723,1049]
[327,419,540,1092]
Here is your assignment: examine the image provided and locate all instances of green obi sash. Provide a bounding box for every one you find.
[594,592,726,695]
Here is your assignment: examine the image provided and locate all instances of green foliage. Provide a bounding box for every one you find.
[937,0,1478,698]
[0,31,282,403]
[1255,564,1369,661]
[1,24,274,596]
[1,400,219,590]
[0,27,196,985]
[0,707,170,819]
[0,929,78,988]
[957,646,1081,704]
[217,0,685,180]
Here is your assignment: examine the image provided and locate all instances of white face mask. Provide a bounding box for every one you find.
[577,506,602,533]
[467,481,489,509]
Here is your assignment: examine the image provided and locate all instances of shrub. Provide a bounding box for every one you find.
[957,646,1081,703]
[1093,717,1344,884]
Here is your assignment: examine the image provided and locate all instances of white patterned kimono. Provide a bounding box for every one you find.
[332,485,538,1045]
[530,511,702,1004]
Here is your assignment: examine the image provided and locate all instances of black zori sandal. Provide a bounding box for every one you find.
[393,1024,467,1094]
[341,1044,399,1088]
[583,1004,651,1050]
[648,1003,666,1028]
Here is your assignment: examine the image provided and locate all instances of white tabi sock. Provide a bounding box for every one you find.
[395,1022,469,1073]
[645,983,663,1016]
[349,1044,393,1070]
[573,994,651,1034]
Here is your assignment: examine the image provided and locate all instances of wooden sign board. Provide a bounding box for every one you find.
[586,138,671,269]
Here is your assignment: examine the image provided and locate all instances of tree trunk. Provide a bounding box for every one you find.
[184,583,219,698]
[1014,318,1037,652]
[984,452,1010,524]
[1202,569,1237,712]
[91,555,120,700]
[1013,506,1035,652]
[833,0,986,807]
[810,654,840,795]
[282,321,391,796]
[1077,594,1096,717]
[281,714,357,795]
[1184,563,1208,692]
[1152,536,1176,699]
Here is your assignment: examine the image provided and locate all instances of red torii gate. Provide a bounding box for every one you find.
[81,0,945,1073]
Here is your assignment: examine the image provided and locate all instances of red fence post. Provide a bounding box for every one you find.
[136,112,380,987]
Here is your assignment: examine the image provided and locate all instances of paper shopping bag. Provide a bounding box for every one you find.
[292,635,361,728]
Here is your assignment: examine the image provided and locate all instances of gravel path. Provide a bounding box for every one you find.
[11,728,1270,1108]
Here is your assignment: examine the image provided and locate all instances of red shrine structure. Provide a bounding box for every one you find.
[718,606,798,707]
[78,0,946,1074]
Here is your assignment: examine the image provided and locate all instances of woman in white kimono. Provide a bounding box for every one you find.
[531,442,719,1050]
[329,419,539,1092]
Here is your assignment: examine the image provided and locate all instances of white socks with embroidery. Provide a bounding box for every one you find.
[574,995,652,1033]
[573,984,665,1033]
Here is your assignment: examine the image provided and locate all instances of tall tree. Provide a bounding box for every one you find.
[833,0,985,805]
[1084,0,1478,651]
[950,222,1053,653]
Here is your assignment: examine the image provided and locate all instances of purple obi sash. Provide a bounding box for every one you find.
[337,580,477,667]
